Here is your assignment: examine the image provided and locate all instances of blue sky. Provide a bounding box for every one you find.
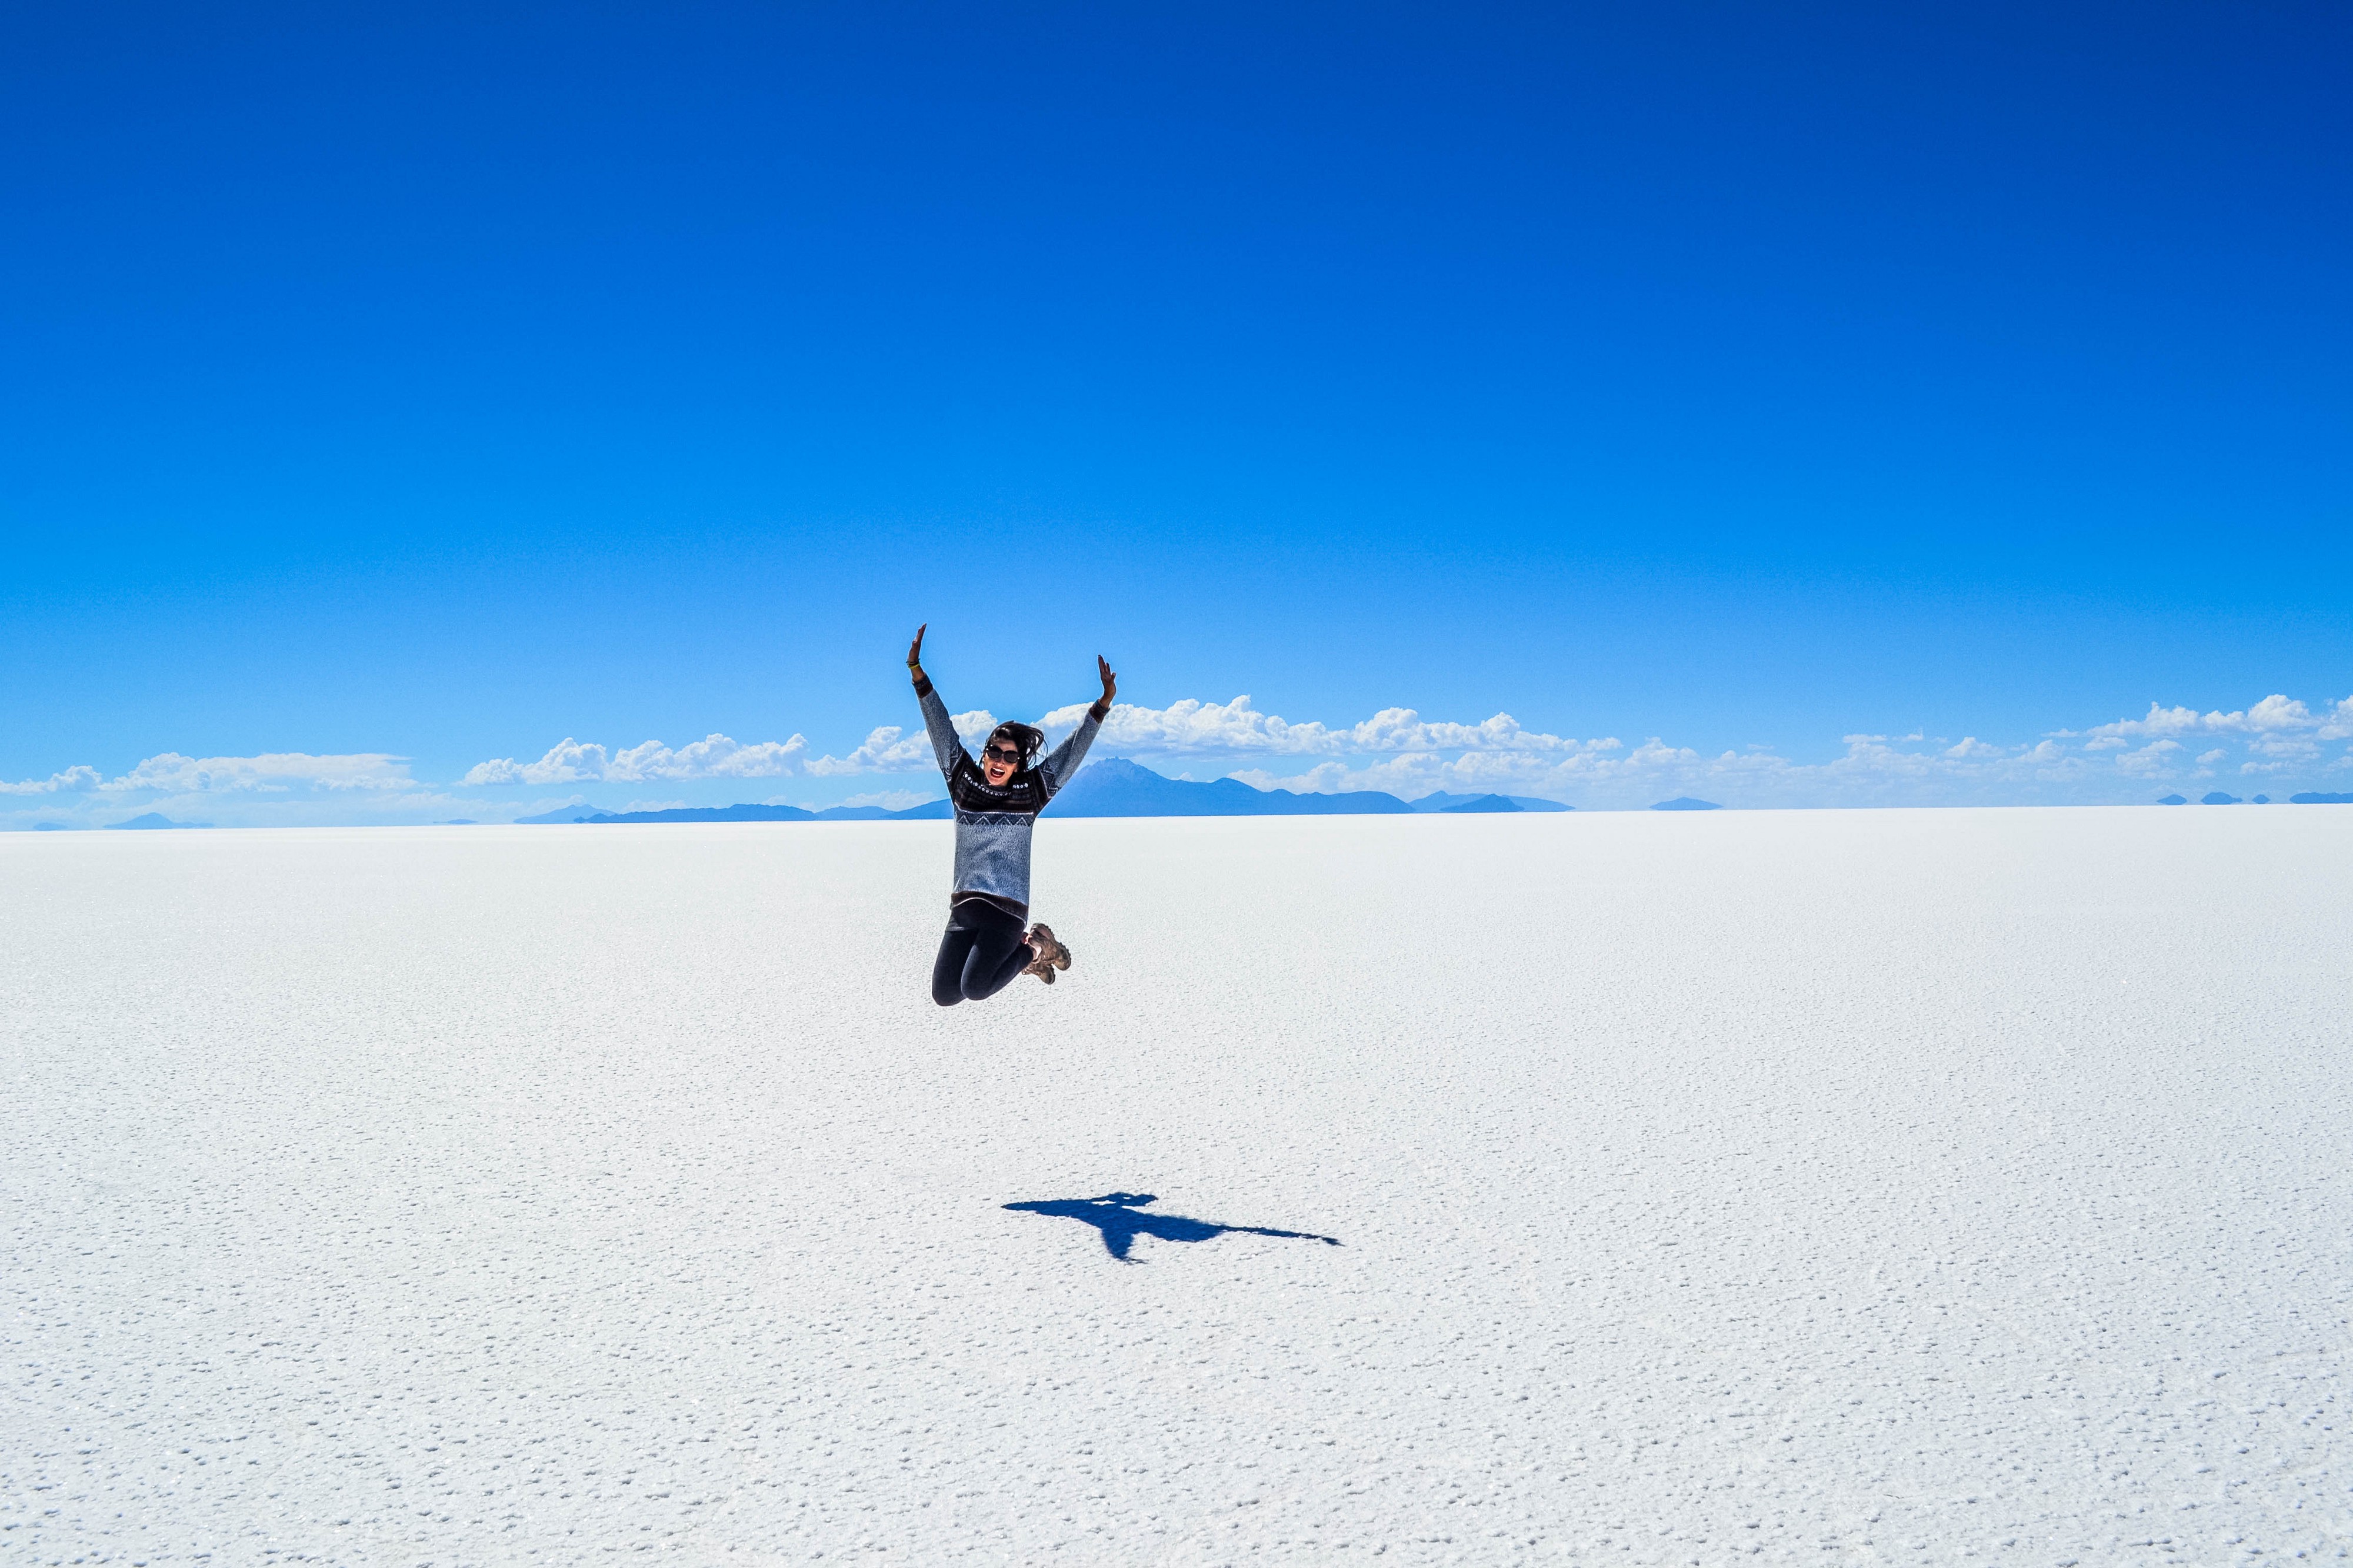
[4,2,2348,823]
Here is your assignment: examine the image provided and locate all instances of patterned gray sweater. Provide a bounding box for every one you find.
[918,683,1103,919]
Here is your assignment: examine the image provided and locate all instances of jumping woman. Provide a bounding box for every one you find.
[907,624,1114,1005]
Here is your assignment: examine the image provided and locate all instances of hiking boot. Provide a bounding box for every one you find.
[1021,932,1059,984]
[1029,923,1073,972]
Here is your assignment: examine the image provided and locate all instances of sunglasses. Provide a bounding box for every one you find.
[982,744,1025,765]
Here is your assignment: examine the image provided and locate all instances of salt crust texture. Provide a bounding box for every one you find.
[4,810,2348,1566]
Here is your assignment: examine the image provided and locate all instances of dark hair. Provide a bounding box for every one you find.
[986,722,1046,769]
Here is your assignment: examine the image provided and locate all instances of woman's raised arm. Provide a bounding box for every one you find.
[1041,655,1118,795]
[1089,654,1116,721]
[907,624,965,778]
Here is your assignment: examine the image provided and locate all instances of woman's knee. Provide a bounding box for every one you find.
[931,976,964,1007]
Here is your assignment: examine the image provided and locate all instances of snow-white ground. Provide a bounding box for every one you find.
[5,809,2349,1566]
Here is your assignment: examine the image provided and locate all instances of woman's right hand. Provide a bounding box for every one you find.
[907,623,927,678]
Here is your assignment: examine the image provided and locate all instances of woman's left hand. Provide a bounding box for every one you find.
[1096,655,1117,709]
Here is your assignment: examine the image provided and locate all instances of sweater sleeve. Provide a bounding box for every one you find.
[916,683,968,780]
[1038,710,1104,800]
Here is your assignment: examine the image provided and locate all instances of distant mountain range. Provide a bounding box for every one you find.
[1408,790,1572,813]
[515,800,936,825]
[522,758,1576,823]
[1052,758,1410,816]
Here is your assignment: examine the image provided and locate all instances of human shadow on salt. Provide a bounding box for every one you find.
[1004,1191,1342,1262]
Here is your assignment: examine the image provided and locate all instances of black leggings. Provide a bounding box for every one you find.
[931,900,1033,1006]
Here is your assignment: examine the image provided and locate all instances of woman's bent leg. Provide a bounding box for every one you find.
[931,925,978,1006]
[963,923,1037,1001]
[949,901,1034,1003]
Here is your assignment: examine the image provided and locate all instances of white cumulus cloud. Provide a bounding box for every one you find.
[4,752,414,795]
[803,726,933,776]
[116,751,417,793]
[464,718,981,786]
[1038,695,1341,755]
[1,764,103,796]
[462,732,810,786]
[1038,696,1617,761]
[2082,695,2351,740]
